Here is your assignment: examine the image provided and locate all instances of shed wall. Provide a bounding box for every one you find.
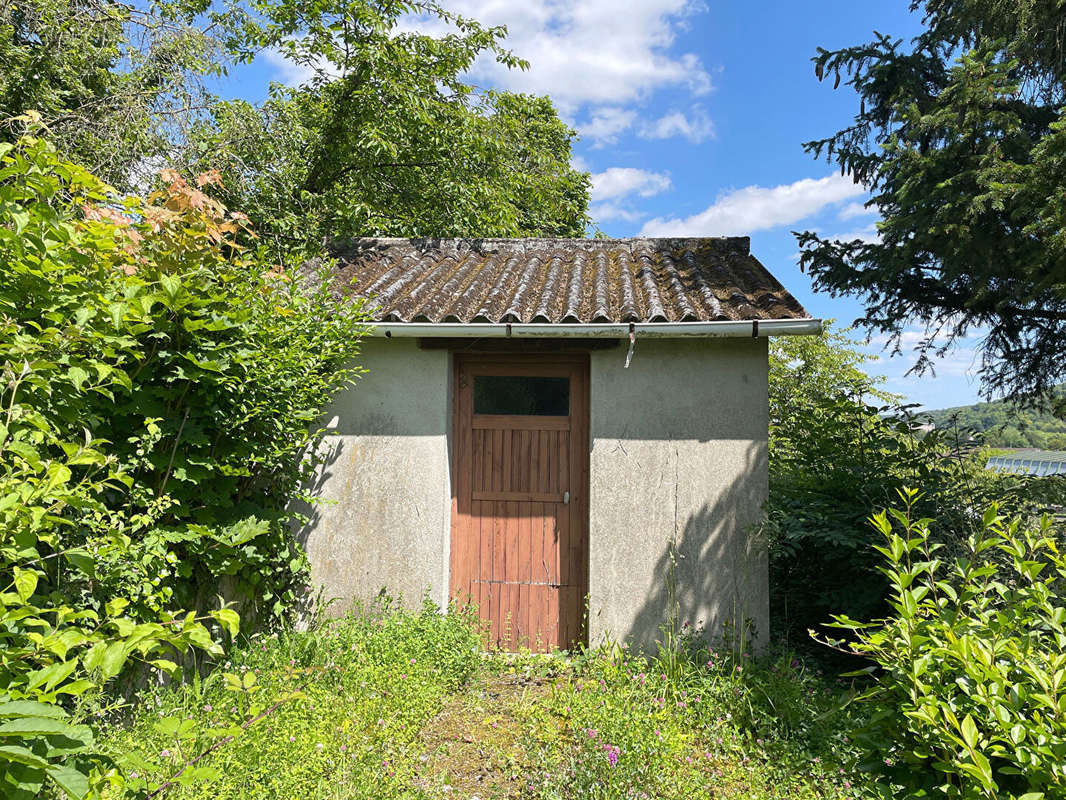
[588,338,769,649]
[304,337,769,648]
[302,338,452,613]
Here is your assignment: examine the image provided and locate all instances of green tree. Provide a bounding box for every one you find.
[0,0,230,188]
[797,0,1066,405]
[193,0,589,251]
[1,0,590,249]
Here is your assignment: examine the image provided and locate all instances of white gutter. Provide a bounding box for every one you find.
[369,319,822,338]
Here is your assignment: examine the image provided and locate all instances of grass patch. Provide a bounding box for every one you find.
[99,599,481,799]
[97,609,868,799]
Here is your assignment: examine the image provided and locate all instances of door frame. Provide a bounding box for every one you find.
[449,351,591,649]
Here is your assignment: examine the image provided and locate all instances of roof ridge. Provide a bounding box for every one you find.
[333,235,751,254]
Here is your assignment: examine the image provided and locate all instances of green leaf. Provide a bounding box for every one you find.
[26,660,77,692]
[960,714,979,749]
[0,745,51,769]
[97,641,128,680]
[63,550,95,578]
[13,568,38,602]
[46,763,90,800]
[0,717,84,738]
[0,702,68,720]
[210,608,240,638]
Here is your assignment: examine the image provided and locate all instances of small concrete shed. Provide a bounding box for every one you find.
[304,236,818,651]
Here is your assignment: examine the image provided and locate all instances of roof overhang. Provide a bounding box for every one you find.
[369,319,823,338]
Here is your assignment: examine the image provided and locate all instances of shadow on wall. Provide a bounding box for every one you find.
[623,439,769,653]
[291,431,345,551]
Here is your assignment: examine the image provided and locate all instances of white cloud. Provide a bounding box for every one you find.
[590,167,672,202]
[578,107,638,147]
[640,174,865,237]
[589,203,647,223]
[414,0,712,110]
[829,223,880,244]
[838,200,873,221]
[638,108,714,143]
[588,167,672,224]
[266,1,715,145]
[260,47,343,87]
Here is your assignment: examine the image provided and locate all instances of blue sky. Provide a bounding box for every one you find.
[217,0,988,411]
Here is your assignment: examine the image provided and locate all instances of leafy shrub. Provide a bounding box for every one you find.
[827,491,1066,799]
[0,121,367,797]
[766,324,1066,648]
[1,120,369,626]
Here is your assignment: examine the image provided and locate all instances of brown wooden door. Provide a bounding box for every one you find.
[450,354,589,652]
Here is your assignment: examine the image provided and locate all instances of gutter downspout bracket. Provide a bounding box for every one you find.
[624,323,636,369]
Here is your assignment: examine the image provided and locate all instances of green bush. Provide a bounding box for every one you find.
[1,120,369,625]
[0,121,368,798]
[828,490,1066,799]
[766,325,1066,648]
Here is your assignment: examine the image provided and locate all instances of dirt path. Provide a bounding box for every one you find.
[411,663,567,799]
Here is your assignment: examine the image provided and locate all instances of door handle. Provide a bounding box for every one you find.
[563,491,570,505]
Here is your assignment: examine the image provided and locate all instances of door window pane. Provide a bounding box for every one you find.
[473,375,569,416]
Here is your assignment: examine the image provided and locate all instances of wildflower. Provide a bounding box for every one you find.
[410,658,417,664]
[340,745,348,753]
[586,728,598,739]
[843,781,851,789]
[203,704,212,712]
[606,744,620,766]
[160,750,171,759]
[130,772,140,780]
[884,757,893,766]
[316,743,324,751]
[289,736,296,743]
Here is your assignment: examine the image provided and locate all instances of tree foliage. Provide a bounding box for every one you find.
[1,0,590,251]
[192,0,588,250]
[797,0,1066,405]
[924,387,1066,450]
[0,0,230,189]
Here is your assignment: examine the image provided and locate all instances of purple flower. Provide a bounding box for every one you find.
[606,745,620,766]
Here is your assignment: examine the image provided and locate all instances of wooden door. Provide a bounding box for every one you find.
[450,354,589,652]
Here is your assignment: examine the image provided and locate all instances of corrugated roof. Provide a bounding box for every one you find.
[316,237,810,324]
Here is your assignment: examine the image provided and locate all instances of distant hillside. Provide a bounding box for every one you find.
[923,394,1066,450]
